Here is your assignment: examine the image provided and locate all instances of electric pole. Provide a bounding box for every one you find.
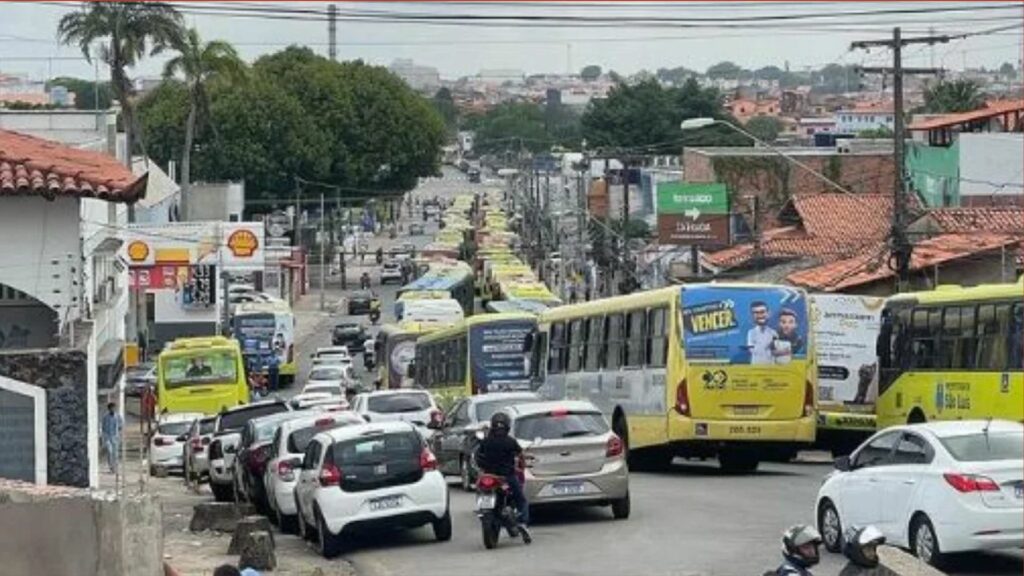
[852,27,946,288]
[328,4,338,61]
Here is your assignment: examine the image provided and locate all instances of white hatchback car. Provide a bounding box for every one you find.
[816,420,1024,567]
[294,421,452,558]
[149,412,203,475]
[350,389,442,431]
[264,411,365,532]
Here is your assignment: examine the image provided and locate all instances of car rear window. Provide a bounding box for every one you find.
[514,411,609,440]
[367,393,431,413]
[940,431,1024,462]
[475,398,540,422]
[158,421,192,437]
[199,418,216,435]
[309,367,345,380]
[219,404,288,431]
[331,431,421,466]
[305,384,343,396]
[286,418,361,454]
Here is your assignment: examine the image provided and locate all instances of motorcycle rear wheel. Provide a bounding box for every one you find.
[481,517,500,549]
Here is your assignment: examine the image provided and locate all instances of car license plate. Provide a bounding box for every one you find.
[476,493,496,510]
[373,464,388,475]
[369,495,402,512]
[1014,484,1023,500]
[552,482,585,496]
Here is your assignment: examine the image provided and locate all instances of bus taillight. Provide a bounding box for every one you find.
[675,379,690,416]
[804,380,815,417]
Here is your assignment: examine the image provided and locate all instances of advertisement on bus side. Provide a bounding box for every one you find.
[809,294,884,407]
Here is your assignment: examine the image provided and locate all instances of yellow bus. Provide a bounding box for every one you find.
[157,336,248,415]
[414,312,538,408]
[536,284,816,473]
[876,280,1024,428]
[376,322,446,391]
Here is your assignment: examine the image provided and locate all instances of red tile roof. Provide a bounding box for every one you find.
[926,206,1024,234]
[786,232,1019,291]
[908,99,1024,132]
[0,129,146,203]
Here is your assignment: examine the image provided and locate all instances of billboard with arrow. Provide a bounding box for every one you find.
[656,182,730,246]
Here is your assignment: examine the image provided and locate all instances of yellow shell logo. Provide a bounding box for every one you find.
[126,241,150,262]
[227,229,259,258]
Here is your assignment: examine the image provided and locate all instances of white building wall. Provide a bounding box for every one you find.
[959,133,1024,199]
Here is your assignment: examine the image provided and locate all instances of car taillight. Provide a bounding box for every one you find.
[675,379,690,416]
[250,445,271,471]
[190,438,202,450]
[804,380,815,417]
[420,447,438,471]
[209,441,222,460]
[319,463,342,487]
[477,474,499,491]
[606,434,624,458]
[944,473,1000,493]
[315,417,336,427]
[277,460,296,482]
[154,436,171,447]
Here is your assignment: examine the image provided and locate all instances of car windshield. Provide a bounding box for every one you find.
[219,404,288,431]
[514,411,608,440]
[475,397,540,422]
[309,367,344,380]
[331,431,421,465]
[939,431,1024,462]
[367,393,431,413]
[157,421,192,437]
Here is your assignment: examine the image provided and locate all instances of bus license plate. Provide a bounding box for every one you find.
[476,494,496,510]
[1014,484,1023,500]
[553,482,585,495]
[370,495,402,512]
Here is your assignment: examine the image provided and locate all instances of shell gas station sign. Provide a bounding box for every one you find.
[123,223,265,284]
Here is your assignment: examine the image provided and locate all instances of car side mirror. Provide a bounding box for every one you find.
[834,455,852,472]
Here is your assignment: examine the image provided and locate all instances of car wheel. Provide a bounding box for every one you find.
[317,508,343,559]
[611,492,631,520]
[818,499,842,553]
[911,514,945,568]
[211,482,234,502]
[460,456,474,492]
[433,508,453,542]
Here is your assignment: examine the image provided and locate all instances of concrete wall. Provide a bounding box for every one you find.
[0,479,162,576]
[186,181,245,222]
[0,349,89,487]
[959,133,1024,200]
[0,109,116,148]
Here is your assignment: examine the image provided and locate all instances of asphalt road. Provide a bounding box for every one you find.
[289,169,1023,576]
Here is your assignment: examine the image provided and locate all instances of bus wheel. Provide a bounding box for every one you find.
[907,409,926,424]
[718,450,760,474]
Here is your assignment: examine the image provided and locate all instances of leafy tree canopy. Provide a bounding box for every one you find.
[754,65,784,81]
[745,116,782,143]
[465,102,553,154]
[922,79,986,113]
[857,126,894,139]
[46,77,114,110]
[706,61,743,79]
[580,65,602,81]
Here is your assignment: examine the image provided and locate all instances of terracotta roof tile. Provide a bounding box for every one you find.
[0,129,146,203]
[908,99,1024,132]
[927,206,1024,234]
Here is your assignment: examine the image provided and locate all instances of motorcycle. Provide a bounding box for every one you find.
[368,300,381,324]
[475,471,530,549]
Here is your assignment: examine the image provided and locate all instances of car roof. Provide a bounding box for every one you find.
[504,400,600,418]
[220,399,289,416]
[468,392,539,406]
[280,411,363,434]
[317,421,419,443]
[906,419,1024,439]
[361,389,430,398]
[158,412,204,424]
[250,410,310,429]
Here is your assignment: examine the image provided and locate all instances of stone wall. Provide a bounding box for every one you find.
[0,349,89,487]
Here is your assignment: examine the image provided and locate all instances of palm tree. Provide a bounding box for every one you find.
[922,79,986,114]
[163,28,247,215]
[57,2,183,169]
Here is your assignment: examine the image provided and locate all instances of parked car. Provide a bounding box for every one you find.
[207,400,292,502]
[233,411,309,512]
[468,167,481,183]
[428,392,542,491]
[149,412,203,476]
[125,363,156,397]
[504,400,630,519]
[380,261,403,285]
[347,290,377,315]
[331,323,367,352]
[294,421,452,557]
[408,222,425,235]
[264,411,365,532]
[350,390,442,433]
[815,420,1024,567]
[290,394,351,412]
[184,415,217,482]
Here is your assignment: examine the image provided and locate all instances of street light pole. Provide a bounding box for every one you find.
[319,192,326,311]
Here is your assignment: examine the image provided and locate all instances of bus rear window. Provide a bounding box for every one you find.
[162,351,238,389]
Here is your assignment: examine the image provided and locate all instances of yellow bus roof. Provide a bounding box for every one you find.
[416,312,539,344]
[887,281,1024,305]
[234,300,292,315]
[163,335,240,352]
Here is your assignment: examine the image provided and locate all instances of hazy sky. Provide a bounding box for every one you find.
[1,2,1021,81]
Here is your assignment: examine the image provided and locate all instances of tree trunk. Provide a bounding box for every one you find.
[180,97,196,221]
[111,61,136,221]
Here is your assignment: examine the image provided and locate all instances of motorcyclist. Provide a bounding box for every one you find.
[770,525,823,576]
[838,526,886,576]
[475,412,531,542]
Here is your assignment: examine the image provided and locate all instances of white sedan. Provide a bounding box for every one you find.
[816,420,1023,567]
[149,412,203,475]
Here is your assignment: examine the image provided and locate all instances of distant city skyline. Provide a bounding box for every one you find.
[0,2,1021,83]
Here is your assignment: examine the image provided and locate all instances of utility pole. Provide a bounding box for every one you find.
[853,27,946,288]
[319,192,326,311]
[328,4,338,61]
[620,158,631,294]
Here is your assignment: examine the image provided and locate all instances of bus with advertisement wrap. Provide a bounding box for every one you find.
[535,283,816,473]
[231,300,296,386]
[157,336,248,415]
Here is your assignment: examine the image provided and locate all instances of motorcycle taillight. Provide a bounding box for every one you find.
[477,475,499,491]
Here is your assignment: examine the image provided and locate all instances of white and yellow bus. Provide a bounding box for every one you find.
[876,280,1024,428]
[232,300,297,385]
[536,284,817,472]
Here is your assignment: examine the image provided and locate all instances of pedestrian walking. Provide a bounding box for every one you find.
[267,354,280,393]
[101,402,123,474]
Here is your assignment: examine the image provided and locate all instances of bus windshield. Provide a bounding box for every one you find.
[161,350,239,389]
[470,320,535,393]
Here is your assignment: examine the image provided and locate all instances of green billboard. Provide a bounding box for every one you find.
[656,182,729,216]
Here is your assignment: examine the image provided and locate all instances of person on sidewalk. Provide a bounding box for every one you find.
[267,353,280,393]
[101,402,123,474]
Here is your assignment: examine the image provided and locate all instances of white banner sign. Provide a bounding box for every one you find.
[810,294,884,406]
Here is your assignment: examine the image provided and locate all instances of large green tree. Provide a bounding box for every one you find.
[706,61,743,79]
[46,77,114,110]
[432,87,458,135]
[580,65,602,81]
[57,2,183,164]
[745,116,782,143]
[163,27,247,211]
[922,79,986,113]
[466,102,552,154]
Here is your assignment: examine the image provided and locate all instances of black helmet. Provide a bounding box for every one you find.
[489,412,511,436]
[842,525,885,568]
[782,524,823,568]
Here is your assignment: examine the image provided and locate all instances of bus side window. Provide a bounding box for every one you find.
[977,304,1010,371]
[1010,304,1023,370]
[909,308,938,369]
[567,319,585,372]
[605,314,624,371]
[938,307,962,370]
[548,323,564,375]
[625,309,646,367]
[647,307,668,368]
[584,316,604,372]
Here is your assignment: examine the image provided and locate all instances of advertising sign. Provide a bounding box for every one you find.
[180,264,217,309]
[656,182,730,245]
[469,320,535,393]
[682,286,808,365]
[122,222,265,271]
[810,294,884,406]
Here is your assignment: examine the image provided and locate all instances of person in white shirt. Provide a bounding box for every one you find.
[746,301,778,365]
